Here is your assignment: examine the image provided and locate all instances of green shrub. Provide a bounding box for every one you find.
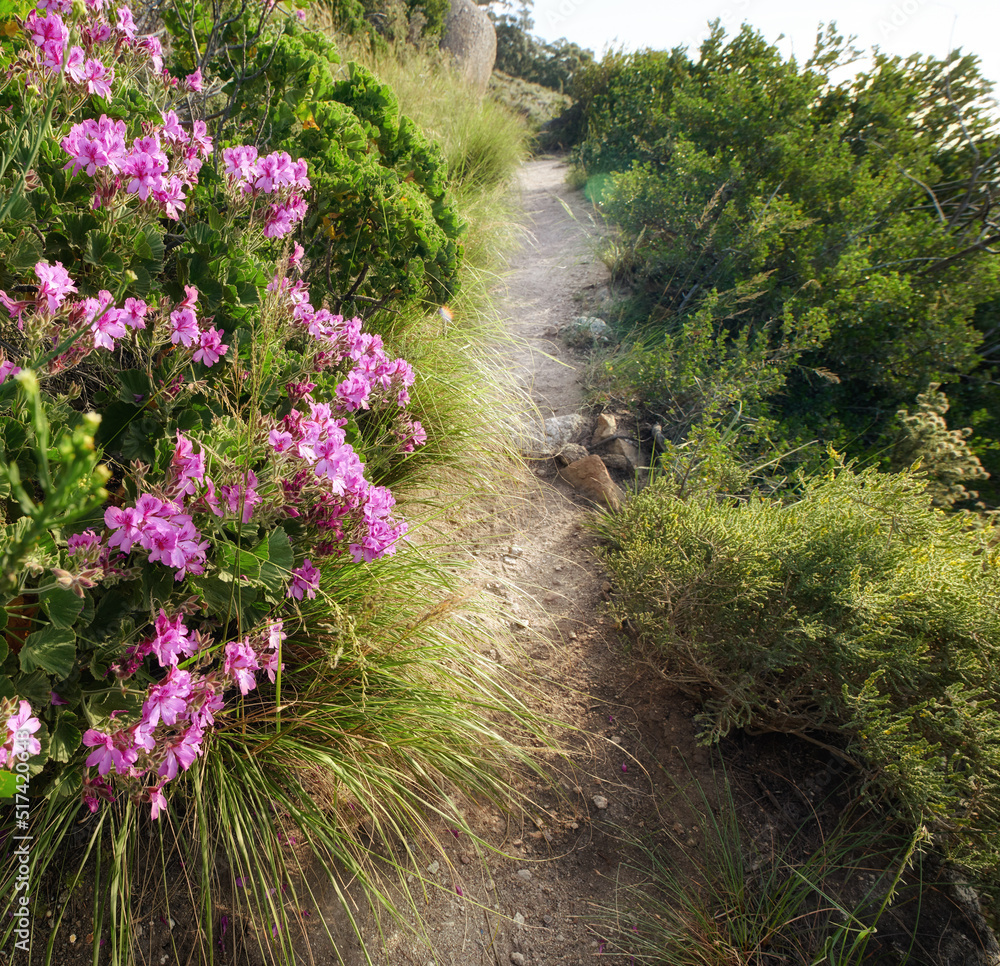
[598,459,1000,890]
[165,5,465,314]
[573,23,1000,458]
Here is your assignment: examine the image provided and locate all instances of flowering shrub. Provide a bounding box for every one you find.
[166,4,464,312]
[0,0,426,829]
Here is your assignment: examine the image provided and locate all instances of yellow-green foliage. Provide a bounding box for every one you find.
[599,458,1000,892]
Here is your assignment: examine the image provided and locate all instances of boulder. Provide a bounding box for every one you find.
[559,456,622,509]
[563,316,612,348]
[439,0,496,93]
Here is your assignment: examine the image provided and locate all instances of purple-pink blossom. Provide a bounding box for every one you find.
[193,326,228,366]
[0,700,42,768]
[287,559,320,600]
[34,260,77,314]
[224,639,260,695]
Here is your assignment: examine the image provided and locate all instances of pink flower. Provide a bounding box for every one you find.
[185,68,203,92]
[34,260,77,313]
[119,297,148,329]
[0,359,22,384]
[148,609,198,666]
[269,429,294,453]
[147,783,168,820]
[115,6,136,40]
[122,148,166,200]
[82,728,138,776]
[335,370,371,411]
[81,775,115,813]
[193,326,228,366]
[142,666,193,728]
[286,559,320,600]
[157,724,203,780]
[154,176,187,220]
[171,431,206,497]
[169,306,199,346]
[189,120,213,157]
[81,57,114,98]
[224,639,260,695]
[1,700,42,767]
[91,306,127,350]
[160,110,187,145]
[64,44,85,82]
[139,34,163,69]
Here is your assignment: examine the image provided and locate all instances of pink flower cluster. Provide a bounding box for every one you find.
[61,111,212,218]
[0,699,43,769]
[82,612,285,819]
[105,493,209,581]
[168,285,229,365]
[275,278,416,413]
[24,0,167,93]
[269,399,408,563]
[221,147,311,238]
[0,263,227,371]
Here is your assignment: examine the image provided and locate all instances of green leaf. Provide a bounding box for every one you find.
[7,231,43,272]
[85,229,124,274]
[48,711,81,762]
[132,227,165,261]
[10,669,50,706]
[19,626,76,679]
[258,527,293,596]
[40,586,84,629]
[219,542,262,581]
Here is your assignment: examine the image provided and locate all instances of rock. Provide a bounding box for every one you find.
[605,437,641,467]
[563,316,612,347]
[516,869,532,881]
[427,861,440,875]
[591,413,616,447]
[513,913,525,926]
[591,794,609,810]
[510,953,527,966]
[516,413,586,458]
[439,0,496,93]
[599,453,633,472]
[555,443,589,466]
[559,456,623,509]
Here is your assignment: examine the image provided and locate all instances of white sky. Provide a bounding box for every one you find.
[528,0,1000,95]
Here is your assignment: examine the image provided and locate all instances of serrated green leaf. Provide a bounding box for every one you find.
[20,626,75,678]
[258,527,293,596]
[10,669,50,706]
[40,586,84,629]
[7,231,43,271]
[48,711,81,762]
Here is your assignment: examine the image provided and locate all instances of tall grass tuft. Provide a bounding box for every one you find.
[608,769,929,966]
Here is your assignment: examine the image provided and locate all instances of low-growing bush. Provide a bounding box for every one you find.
[598,459,1000,897]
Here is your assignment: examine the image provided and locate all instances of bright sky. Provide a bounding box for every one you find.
[528,0,1000,94]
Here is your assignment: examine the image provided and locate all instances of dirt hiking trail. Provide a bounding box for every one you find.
[316,156,707,966]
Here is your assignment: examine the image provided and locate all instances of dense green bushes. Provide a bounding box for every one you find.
[572,24,1000,480]
[599,460,1000,896]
